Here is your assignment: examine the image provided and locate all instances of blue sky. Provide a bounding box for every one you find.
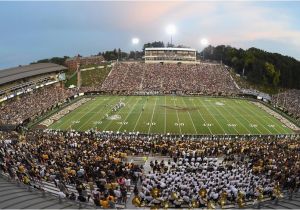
[0,1,300,69]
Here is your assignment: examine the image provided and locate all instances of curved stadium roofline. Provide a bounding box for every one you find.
[0,63,66,86]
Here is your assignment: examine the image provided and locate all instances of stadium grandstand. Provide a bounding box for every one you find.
[272,89,300,123]
[0,47,299,210]
[101,63,237,95]
[0,63,66,102]
[0,63,76,129]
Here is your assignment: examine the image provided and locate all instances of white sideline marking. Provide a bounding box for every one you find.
[196,98,225,134]
[117,97,140,132]
[181,97,198,134]
[148,98,158,134]
[172,97,182,134]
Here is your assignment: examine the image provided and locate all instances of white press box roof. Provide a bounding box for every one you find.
[145,47,196,51]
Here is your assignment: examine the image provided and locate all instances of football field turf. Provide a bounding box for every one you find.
[49,96,294,135]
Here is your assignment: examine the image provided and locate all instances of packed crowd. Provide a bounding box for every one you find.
[0,130,299,208]
[101,63,238,95]
[253,102,299,131]
[0,85,79,125]
[272,89,300,122]
[0,130,143,208]
[141,157,281,207]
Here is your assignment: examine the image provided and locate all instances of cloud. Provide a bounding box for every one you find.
[98,1,183,30]
[104,1,300,51]
[1,1,300,68]
[216,2,300,46]
[152,2,300,58]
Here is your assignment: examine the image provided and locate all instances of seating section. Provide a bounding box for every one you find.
[0,130,142,208]
[0,130,299,209]
[0,85,79,125]
[271,89,300,122]
[101,63,238,95]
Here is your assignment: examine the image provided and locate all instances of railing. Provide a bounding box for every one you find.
[0,171,97,209]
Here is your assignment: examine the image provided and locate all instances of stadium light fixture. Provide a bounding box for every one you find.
[132,37,139,60]
[200,38,209,47]
[166,24,176,46]
[166,24,176,36]
[132,37,139,45]
[200,38,209,61]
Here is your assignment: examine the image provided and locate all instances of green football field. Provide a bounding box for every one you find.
[49,96,294,135]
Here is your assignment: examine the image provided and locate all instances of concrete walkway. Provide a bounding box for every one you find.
[0,176,90,209]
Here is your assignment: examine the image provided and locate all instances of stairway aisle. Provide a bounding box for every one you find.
[258,192,300,209]
[0,176,83,209]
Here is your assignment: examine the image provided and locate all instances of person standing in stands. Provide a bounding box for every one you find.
[121,186,128,204]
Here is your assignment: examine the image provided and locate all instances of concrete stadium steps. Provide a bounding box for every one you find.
[143,156,173,173]
[259,192,300,209]
[40,180,130,208]
[0,173,132,209]
[126,155,148,166]
[0,177,81,209]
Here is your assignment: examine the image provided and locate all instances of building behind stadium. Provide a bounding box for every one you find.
[65,55,105,71]
[144,47,197,64]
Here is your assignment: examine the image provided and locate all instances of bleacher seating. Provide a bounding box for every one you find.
[101,63,238,95]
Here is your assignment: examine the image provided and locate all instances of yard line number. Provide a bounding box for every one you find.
[117,121,128,125]
[146,122,156,126]
[175,123,184,126]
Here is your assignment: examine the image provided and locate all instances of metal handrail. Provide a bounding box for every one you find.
[0,171,97,209]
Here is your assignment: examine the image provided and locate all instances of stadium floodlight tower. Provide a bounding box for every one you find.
[200,38,209,60]
[166,24,176,46]
[132,37,139,60]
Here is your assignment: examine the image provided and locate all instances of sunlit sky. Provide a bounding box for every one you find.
[1,1,300,69]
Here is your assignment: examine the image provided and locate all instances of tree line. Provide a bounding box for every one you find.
[202,45,300,89]
[31,56,70,66]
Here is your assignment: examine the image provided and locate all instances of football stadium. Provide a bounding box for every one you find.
[0,1,300,210]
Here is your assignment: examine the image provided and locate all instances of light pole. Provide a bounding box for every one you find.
[132,37,139,60]
[200,38,209,61]
[166,24,176,46]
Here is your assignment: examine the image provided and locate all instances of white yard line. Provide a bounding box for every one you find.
[237,115,264,134]
[264,115,289,134]
[190,98,213,135]
[76,98,117,131]
[210,102,240,134]
[243,102,276,134]
[148,97,158,134]
[118,97,141,132]
[196,98,226,134]
[133,98,147,132]
[101,97,134,132]
[218,102,253,134]
[181,97,198,134]
[172,97,182,135]
[252,102,292,134]
[231,101,266,134]
[57,99,100,130]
